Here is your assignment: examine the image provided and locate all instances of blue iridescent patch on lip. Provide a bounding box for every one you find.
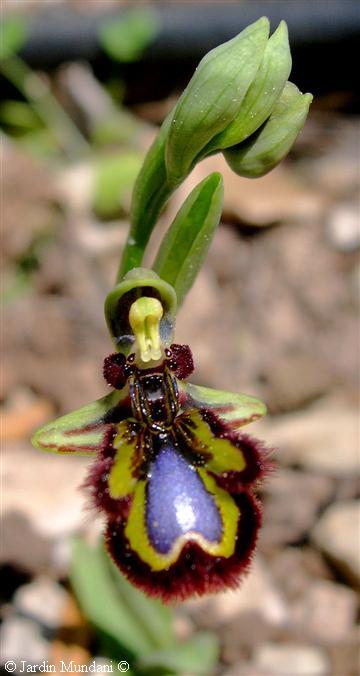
[146,440,223,554]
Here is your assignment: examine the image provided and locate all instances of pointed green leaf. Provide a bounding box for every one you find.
[138,631,219,675]
[70,538,155,657]
[99,8,160,63]
[180,381,267,430]
[203,20,292,154]
[31,390,127,455]
[165,17,270,186]
[0,16,27,60]
[224,81,313,177]
[152,173,223,306]
[107,556,175,650]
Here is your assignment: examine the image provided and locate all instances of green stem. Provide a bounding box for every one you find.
[116,111,180,282]
[0,55,90,160]
[116,180,174,281]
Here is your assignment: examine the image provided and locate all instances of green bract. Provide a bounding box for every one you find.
[201,20,291,155]
[224,81,313,177]
[165,17,270,185]
[119,16,313,280]
[153,172,224,306]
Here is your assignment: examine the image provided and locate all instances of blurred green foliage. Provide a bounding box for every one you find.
[0,15,27,60]
[93,153,144,220]
[99,8,160,63]
[71,537,219,675]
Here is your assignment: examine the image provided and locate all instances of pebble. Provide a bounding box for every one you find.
[185,556,288,629]
[253,643,330,675]
[312,500,360,584]
[2,442,89,539]
[291,579,358,643]
[258,397,359,476]
[261,469,333,548]
[326,202,360,253]
[0,616,49,664]
[14,577,69,630]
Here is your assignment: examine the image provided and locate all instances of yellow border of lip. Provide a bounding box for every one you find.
[109,422,141,499]
[124,469,239,572]
[177,409,247,473]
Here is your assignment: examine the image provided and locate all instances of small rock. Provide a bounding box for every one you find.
[326,202,360,253]
[0,513,52,573]
[185,556,288,629]
[257,397,359,476]
[327,631,360,676]
[2,442,89,539]
[0,616,49,664]
[312,500,360,584]
[1,388,53,442]
[291,579,358,643]
[305,118,359,197]
[173,613,195,641]
[270,547,332,602]
[258,351,335,414]
[14,577,69,630]
[261,469,333,548]
[253,643,330,676]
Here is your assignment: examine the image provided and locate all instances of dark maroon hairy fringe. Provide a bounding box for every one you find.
[105,491,262,603]
[83,456,132,520]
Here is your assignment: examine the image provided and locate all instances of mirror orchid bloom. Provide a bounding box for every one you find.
[32,269,270,602]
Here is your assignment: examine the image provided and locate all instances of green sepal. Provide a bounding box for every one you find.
[165,17,270,186]
[152,172,224,306]
[224,81,313,178]
[118,113,174,278]
[105,267,177,354]
[31,389,128,455]
[202,20,292,155]
[180,381,267,430]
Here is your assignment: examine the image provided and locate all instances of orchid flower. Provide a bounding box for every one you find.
[32,269,269,602]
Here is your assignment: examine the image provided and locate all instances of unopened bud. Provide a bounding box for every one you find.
[224,81,313,178]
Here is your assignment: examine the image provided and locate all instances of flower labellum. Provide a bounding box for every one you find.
[32,270,270,602]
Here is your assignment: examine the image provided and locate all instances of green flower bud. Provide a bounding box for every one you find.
[165,17,270,186]
[119,18,313,279]
[105,268,177,354]
[201,21,291,155]
[224,81,313,178]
